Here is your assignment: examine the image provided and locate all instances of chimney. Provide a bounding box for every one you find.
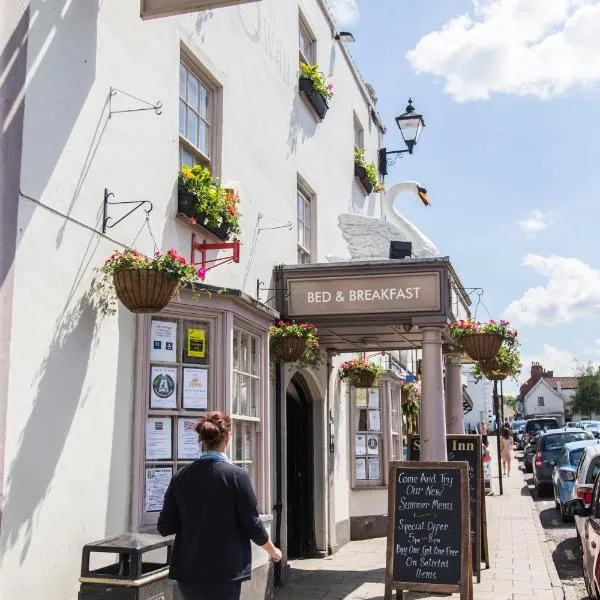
[531,362,543,383]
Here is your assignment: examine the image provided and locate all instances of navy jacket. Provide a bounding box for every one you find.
[157,460,269,584]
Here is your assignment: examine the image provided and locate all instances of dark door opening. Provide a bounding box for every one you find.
[286,377,315,558]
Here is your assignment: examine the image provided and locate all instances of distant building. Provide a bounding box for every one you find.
[462,364,495,432]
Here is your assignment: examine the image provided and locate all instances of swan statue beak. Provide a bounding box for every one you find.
[417,186,430,206]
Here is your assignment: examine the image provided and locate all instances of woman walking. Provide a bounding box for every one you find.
[158,411,282,600]
[500,426,513,476]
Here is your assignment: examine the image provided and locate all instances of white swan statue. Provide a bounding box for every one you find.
[327,181,440,262]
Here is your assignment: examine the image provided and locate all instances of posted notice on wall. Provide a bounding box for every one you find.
[368,388,380,408]
[178,418,201,460]
[187,328,206,358]
[182,367,208,410]
[369,409,381,432]
[145,467,173,512]
[356,434,367,456]
[356,388,368,407]
[367,435,379,455]
[145,417,172,460]
[150,366,177,409]
[355,457,367,480]
[368,456,380,480]
[150,320,177,362]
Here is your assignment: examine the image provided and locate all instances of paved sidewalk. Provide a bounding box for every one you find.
[275,443,565,600]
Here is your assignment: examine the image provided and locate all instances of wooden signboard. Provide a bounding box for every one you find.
[385,461,472,600]
[407,434,484,581]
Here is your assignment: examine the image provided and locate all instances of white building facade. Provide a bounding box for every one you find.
[522,379,566,424]
[462,365,494,432]
[0,1,444,599]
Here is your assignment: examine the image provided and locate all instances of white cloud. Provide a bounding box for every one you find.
[503,254,600,326]
[407,0,600,101]
[519,344,579,383]
[517,209,552,236]
[327,0,359,26]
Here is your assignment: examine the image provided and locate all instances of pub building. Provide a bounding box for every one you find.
[0,1,471,599]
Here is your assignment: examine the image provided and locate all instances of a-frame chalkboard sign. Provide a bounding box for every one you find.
[407,434,486,581]
[385,461,472,600]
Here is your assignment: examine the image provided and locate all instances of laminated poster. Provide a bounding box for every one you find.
[150,320,177,362]
[145,417,172,460]
[182,367,208,410]
[367,435,379,456]
[368,388,380,408]
[368,456,380,480]
[356,388,368,407]
[355,457,367,480]
[356,434,367,456]
[368,409,381,432]
[177,418,201,460]
[145,467,173,512]
[150,366,177,409]
[187,328,206,358]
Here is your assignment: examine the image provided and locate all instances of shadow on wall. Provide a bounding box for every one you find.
[12,0,99,253]
[287,93,317,157]
[0,294,97,563]
[104,307,135,535]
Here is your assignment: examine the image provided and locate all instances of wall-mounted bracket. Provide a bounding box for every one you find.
[256,280,290,304]
[109,87,163,116]
[102,188,153,233]
[191,233,240,274]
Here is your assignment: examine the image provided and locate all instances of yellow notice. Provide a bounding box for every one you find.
[187,328,206,358]
[356,388,368,407]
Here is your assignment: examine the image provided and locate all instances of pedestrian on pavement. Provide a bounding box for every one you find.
[481,421,488,447]
[158,411,282,600]
[503,418,511,431]
[501,426,513,476]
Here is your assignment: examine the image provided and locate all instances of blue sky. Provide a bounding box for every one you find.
[328,0,600,393]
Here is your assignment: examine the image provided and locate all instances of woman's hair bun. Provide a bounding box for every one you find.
[195,411,232,450]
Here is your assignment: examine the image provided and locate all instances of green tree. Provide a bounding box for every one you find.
[503,395,517,411]
[571,362,600,419]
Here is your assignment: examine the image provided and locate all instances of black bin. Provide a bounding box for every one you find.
[78,533,174,600]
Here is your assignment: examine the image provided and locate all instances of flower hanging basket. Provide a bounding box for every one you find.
[272,335,307,363]
[113,269,179,313]
[460,333,503,361]
[480,358,509,381]
[348,371,377,388]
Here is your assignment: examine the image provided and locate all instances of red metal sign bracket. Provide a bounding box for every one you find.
[191,233,240,274]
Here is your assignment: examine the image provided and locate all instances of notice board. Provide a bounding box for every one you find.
[385,461,472,599]
[407,434,484,580]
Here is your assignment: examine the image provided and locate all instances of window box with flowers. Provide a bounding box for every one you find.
[94,248,206,316]
[354,148,383,195]
[299,63,333,121]
[339,357,385,388]
[269,321,320,365]
[177,165,240,241]
[448,319,517,362]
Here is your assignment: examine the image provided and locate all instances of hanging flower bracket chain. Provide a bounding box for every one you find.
[102,188,153,234]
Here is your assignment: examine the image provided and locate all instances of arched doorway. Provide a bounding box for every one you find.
[286,375,316,558]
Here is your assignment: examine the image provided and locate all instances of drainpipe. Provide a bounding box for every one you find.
[274,362,283,585]
[326,350,335,555]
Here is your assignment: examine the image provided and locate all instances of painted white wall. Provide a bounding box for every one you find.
[332,374,350,533]
[523,380,565,423]
[1,0,384,598]
[462,365,494,432]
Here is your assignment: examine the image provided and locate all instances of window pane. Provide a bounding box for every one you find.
[239,375,249,415]
[250,337,258,376]
[198,120,208,155]
[181,145,194,168]
[188,74,199,112]
[356,408,367,431]
[187,111,199,147]
[179,100,186,136]
[304,197,311,222]
[232,372,240,415]
[179,64,186,98]
[198,82,208,119]
[233,330,240,370]
[297,193,304,221]
[240,333,249,373]
[298,224,305,247]
[250,377,259,418]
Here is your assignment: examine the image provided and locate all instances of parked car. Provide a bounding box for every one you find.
[523,417,561,447]
[533,428,594,496]
[572,445,600,542]
[512,420,526,449]
[579,421,600,439]
[563,476,600,598]
[553,439,600,521]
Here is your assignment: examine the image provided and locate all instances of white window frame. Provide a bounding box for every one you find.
[354,115,364,152]
[297,178,316,264]
[179,51,222,174]
[538,396,545,407]
[299,13,316,65]
[132,299,271,531]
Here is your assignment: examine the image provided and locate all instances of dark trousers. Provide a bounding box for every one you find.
[178,581,242,600]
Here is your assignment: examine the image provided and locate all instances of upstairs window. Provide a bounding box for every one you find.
[299,14,315,65]
[354,116,364,152]
[538,396,545,407]
[297,187,312,264]
[179,58,216,168]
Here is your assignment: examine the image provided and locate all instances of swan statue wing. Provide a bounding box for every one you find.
[338,213,402,259]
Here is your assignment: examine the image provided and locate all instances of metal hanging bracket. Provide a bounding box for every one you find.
[102,188,153,233]
[109,87,163,116]
[191,233,240,273]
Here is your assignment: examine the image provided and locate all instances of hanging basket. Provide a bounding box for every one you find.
[348,371,378,388]
[460,333,503,361]
[272,336,307,362]
[113,269,179,313]
[480,359,509,381]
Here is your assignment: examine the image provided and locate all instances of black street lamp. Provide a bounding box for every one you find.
[378,98,426,176]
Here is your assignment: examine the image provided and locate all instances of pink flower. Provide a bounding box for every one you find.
[197,267,206,280]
